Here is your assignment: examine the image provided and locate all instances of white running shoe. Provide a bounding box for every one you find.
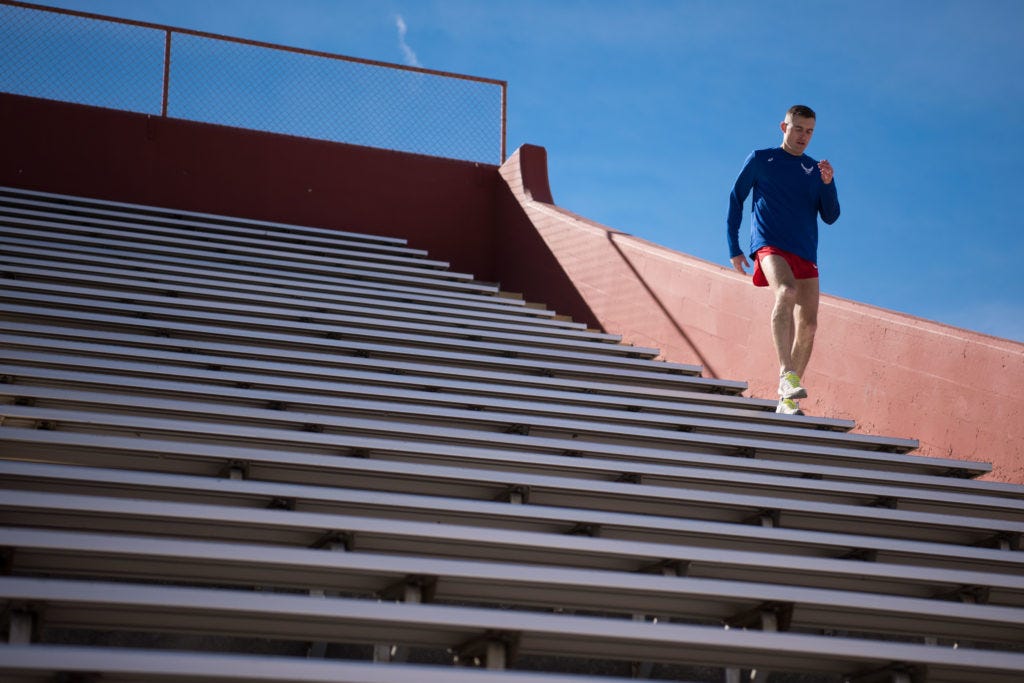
[778,370,807,399]
[776,398,804,415]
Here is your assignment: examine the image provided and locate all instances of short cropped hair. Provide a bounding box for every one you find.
[787,104,816,119]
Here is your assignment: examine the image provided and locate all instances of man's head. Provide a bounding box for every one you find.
[780,105,816,156]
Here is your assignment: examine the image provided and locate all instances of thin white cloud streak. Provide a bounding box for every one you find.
[395,14,421,67]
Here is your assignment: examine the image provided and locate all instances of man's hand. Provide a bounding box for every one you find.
[818,159,834,184]
[731,253,750,275]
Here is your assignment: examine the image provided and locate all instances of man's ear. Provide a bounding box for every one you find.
[780,120,788,134]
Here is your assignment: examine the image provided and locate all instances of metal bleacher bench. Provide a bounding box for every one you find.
[2,186,1023,683]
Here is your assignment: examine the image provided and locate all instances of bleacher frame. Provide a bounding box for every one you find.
[2,186,1023,683]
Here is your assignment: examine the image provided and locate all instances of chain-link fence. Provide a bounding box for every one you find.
[0,1,507,164]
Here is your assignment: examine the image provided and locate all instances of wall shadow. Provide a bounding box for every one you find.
[605,230,721,379]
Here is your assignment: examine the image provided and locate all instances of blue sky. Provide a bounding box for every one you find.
[25,0,1024,342]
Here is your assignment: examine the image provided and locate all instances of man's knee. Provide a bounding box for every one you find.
[773,282,799,308]
[795,312,818,339]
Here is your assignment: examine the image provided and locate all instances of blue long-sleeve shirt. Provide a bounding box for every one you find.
[727,147,840,264]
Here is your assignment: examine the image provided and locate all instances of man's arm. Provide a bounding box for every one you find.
[727,151,757,265]
[817,159,840,224]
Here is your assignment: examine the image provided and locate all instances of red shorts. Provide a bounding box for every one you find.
[752,246,819,287]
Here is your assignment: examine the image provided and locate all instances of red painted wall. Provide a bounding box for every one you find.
[0,94,498,281]
[498,145,1024,484]
[3,93,1021,483]
[491,146,598,328]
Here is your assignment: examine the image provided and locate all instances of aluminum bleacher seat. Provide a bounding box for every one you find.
[2,186,1023,683]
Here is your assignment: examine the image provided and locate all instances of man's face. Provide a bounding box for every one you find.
[781,114,815,155]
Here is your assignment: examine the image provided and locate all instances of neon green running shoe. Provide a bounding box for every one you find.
[776,398,804,416]
[778,370,807,399]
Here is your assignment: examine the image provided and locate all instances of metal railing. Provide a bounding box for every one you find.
[0,1,507,164]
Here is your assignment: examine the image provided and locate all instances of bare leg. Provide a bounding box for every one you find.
[760,255,821,378]
[759,254,799,374]
[790,277,819,377]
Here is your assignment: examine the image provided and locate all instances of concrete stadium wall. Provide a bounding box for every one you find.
[0,92,601,341]
[4,93,1020,483]
[497,144,1024,485]
[0,94,499,281]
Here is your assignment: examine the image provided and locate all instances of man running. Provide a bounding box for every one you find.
[727,105,840,415]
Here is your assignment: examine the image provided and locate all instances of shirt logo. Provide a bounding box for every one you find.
[801,163,815,175]
[768,157,774,162]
